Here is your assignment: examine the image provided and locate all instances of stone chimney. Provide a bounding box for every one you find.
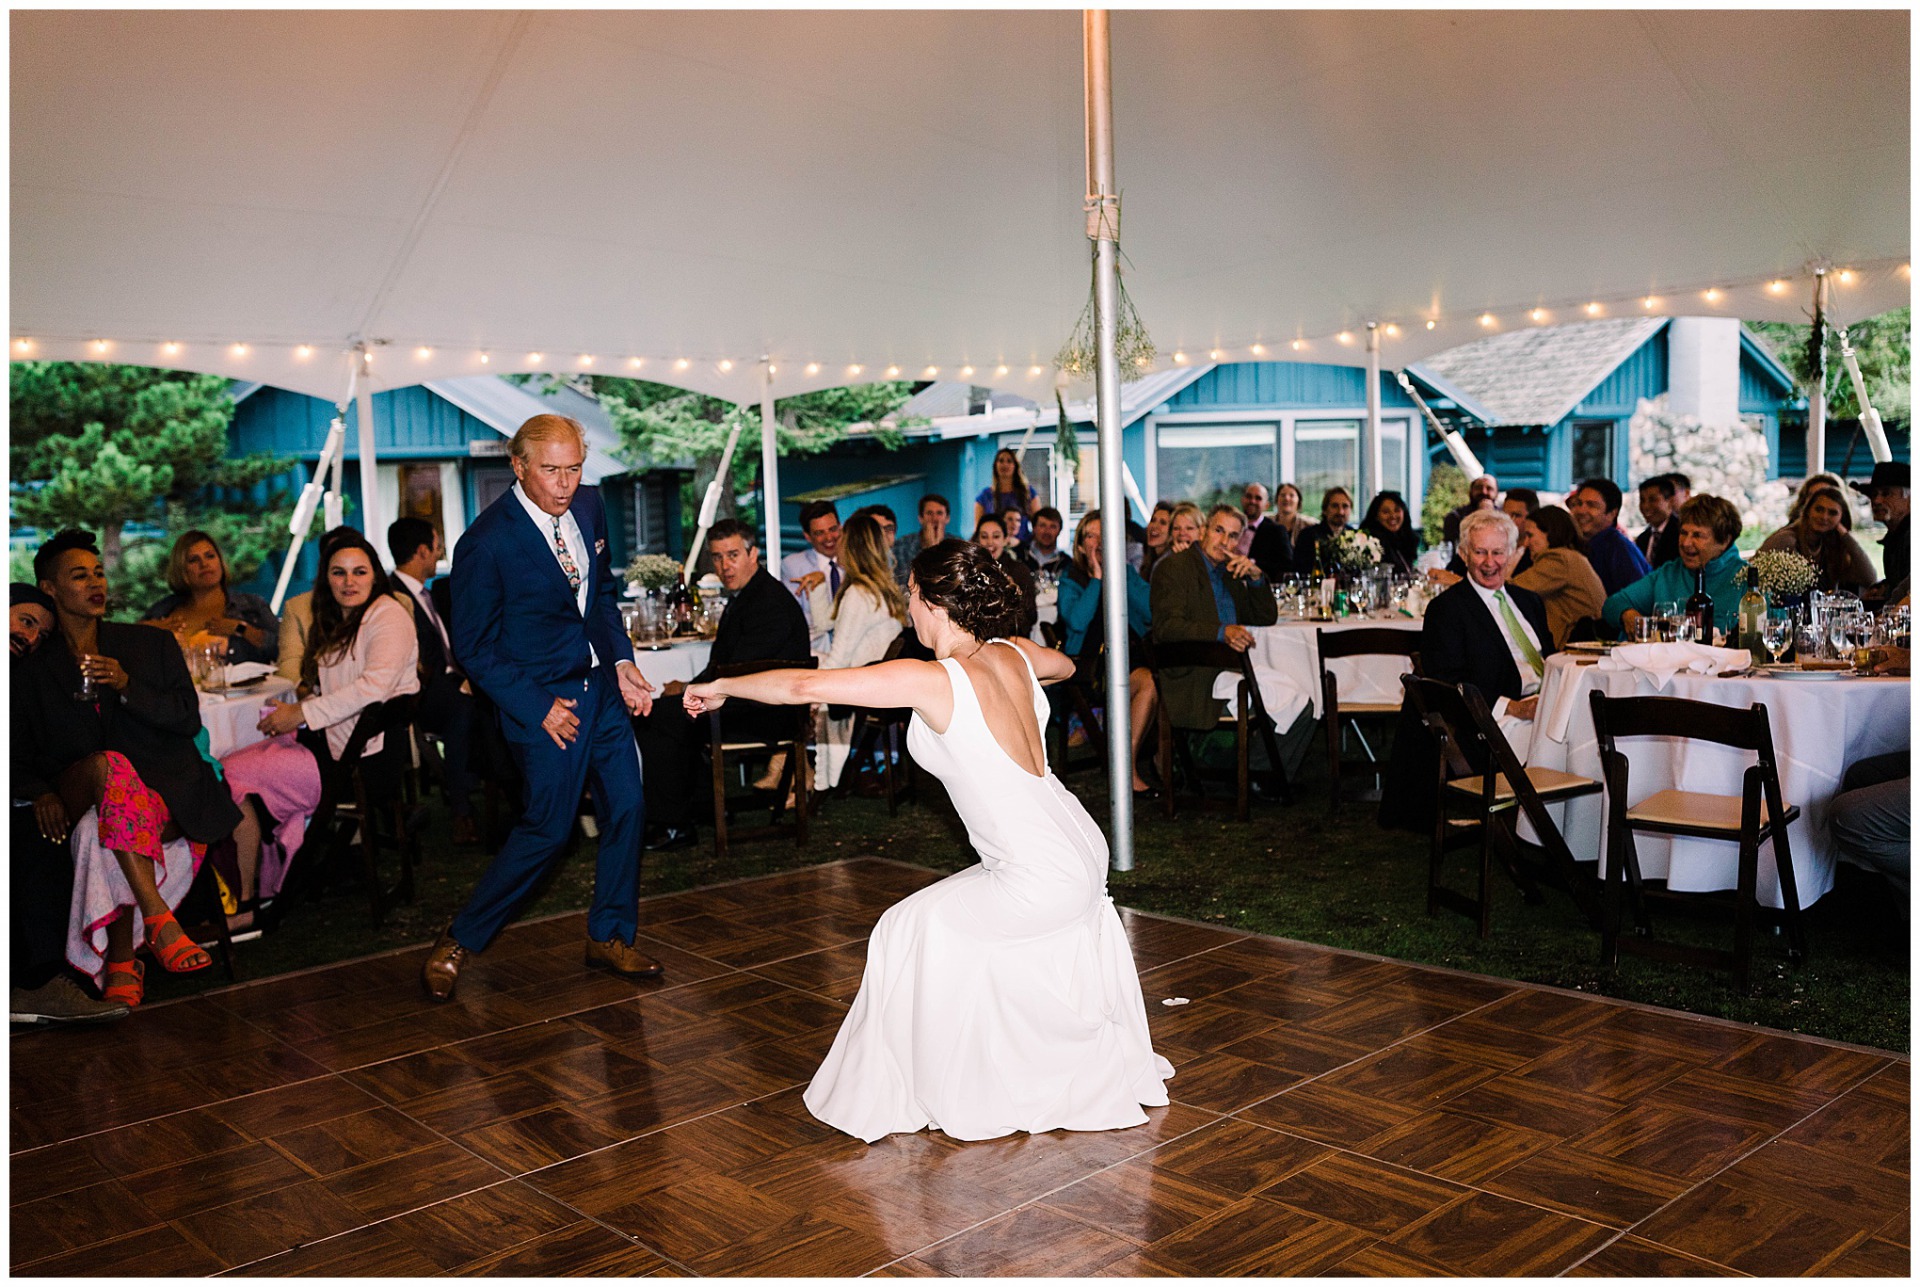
[1665,317,1742,426]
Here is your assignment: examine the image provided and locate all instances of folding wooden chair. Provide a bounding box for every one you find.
[1150,640,1290,821]
[1402,676,1603,937]
[1588,690,1805,989]
[1038,620,1113,778]
[826,636,917,815]
[707,658,818,859]
[1316,626,1420,813]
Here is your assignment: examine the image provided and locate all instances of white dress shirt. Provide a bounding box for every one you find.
[1466,577,1544,747]
[393,568,449,658]
[514,482,628,673]
[780,545,841,644]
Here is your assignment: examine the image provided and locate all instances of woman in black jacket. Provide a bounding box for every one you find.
[15,531,240,1005]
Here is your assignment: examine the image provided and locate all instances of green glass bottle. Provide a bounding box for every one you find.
[1737,564,1768,666]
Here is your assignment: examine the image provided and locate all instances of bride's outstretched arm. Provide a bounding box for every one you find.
[684,658,950,720]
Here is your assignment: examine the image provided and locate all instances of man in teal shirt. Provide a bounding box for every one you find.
[1603,494,1747,639]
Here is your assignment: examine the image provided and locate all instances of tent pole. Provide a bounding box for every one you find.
[760,360,781,566]
[353,345,383,548]
[1365,322,1384,501]
[1085,8,1133,872]
[1807,269,1828,478]
[683,411,748,585]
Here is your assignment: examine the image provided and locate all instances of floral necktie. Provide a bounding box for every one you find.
[551,516,581,593]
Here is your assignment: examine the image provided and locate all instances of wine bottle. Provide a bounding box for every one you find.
[1737,564,1767,665]
[1685,566,1715,643]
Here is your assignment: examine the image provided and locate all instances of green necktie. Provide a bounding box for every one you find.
[1495,590,1544,679]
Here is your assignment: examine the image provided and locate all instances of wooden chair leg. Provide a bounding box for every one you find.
[710,726,729,861]
[795,737,811,847]
[1235,692,1250,823]
[1327,715,1341,815]
[1733,831,1759,990]
[1476,816,1498,939]
[884,723,900,817]
[1159,705,1176,820]
[351,774,385,927]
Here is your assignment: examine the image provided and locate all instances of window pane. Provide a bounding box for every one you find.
[1155,424,1276,511]
[1293,419,1359,515]
[1382,418,1409,497]
[1571,421,1613,481]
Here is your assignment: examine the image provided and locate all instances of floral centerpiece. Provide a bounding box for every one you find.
[1748,549,1817,600]
[624,553,684,593]
[1325,528,1383,573]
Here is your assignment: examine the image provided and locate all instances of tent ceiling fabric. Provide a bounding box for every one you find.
[12,9,1909,405]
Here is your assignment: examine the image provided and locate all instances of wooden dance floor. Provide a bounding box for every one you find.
[10,859,1909,1276]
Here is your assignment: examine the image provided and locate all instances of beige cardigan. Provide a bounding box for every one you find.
[301,594,421,758]
[1510,547,1606,648]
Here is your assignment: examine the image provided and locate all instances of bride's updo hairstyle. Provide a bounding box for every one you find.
[911,539,1023,640]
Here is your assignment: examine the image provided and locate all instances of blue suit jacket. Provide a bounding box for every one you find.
[450,484,635,742]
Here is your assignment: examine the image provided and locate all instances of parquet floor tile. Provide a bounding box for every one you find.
[9,857,1905,1277]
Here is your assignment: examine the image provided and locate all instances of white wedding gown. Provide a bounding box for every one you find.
[803,642,1174,1142]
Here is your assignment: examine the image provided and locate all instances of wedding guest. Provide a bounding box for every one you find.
[1359,490,1421,574]
[974,447,1040,538]
[1055,510,1157,795]
[1603,494,1746,639]
[1788,471,1854,531]
[1759,485,1876,593]
[1000,504,1030,560]
[1271,482,1310,544]
[1021,506,1070,576]
[632,519,811,850]
[1139,501,1176,580]
[15,530,241,1007]
[1635,474,1682,568]
[388,517,478,845]
[141,529,279,666]
[782,501,844,648]
[1165,502,1205,559]
[1828,749,1909,916]
[848,504,897,550]
[809,514,907,787]
[1381,508,1553,831]
[893,493,951,587]
[1667,471,1693,508]
[1566,477,1652,595]
[277,527,403,683]
[1244,485,1295,582]
[220,532,420,923]
[1291,486,1357,576]
[11,583,55,658]
[1441,473,1499,545]
[1236,483,1271,558]
[1510,505,1606,648]
[1853,461,1910,604]
[972,516,1037,635]
[1500,488,1540,527]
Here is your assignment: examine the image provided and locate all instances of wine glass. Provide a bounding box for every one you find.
[1761,610,1792,666]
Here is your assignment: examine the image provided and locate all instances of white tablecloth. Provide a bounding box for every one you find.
[1526,652,1910,908]
[1247,616,1422,720]
[629,637,714,687]
[199,676,297,759]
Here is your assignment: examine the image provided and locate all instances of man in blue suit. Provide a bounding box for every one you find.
[423,414,662,1000]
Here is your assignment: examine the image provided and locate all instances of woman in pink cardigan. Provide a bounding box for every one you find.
[219,532,419,925]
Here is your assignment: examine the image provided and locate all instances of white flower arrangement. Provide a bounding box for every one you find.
[1748,549,1818,598]
[1327,528,1383,571]
[624,553,684,591]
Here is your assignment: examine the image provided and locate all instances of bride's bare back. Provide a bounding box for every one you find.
[950,639,1048,779]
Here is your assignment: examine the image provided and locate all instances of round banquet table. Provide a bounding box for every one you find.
[628,636,714,687]
[1527,652,1911,908]
[1247,615,1423,720]
[199,675,297,760]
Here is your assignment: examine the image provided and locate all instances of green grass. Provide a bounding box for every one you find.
[143,746,1909,1053]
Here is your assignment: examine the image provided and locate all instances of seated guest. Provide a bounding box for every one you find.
[1271,482,1310,544]
[1382,510,1553,832]
[1442,473,1499,545]
[1854,461,1911,604]
[893,494,950,587]
[1667,471,1693,508]
[220,533,421,923]
[1056,509,1158,795]
[1602,494,1747,640]
[1500,488,1540,528]
[1433,486,1542,586]
[1291,486,1357,576]
[1760,485,1876,593]
[1138,501,1176,579]
[1021,506,1070,577]
[15,530,242,1007]
[1567,477,1652,595]
[11,582,127,1024]
[388,517,479,845]
[1236,483,1271,558]
[275,526,362,683]
[632,519,811,849]
[848,503,897,551]
[972,516,1037,635]
[1359,490,1421,574]
[1634,474,1682,568]
[1166,502,1205,557]
[808,514,906,787]
[1151,504,1315,778]
[11,583,56,659]
[1510,505,1606,648]
[1788,471,1853,531]
[1828,745,1909,917]
[1242,484,1296,582]
[141,529,279,666]
[783,501,844,651]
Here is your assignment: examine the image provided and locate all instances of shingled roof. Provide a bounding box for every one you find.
[1411,317,1669,427]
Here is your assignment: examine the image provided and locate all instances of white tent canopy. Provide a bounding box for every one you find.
[12,9,1909,406]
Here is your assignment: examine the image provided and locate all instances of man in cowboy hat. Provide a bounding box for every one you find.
[1851,461,1910,604]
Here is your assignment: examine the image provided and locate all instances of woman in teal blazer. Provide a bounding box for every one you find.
[1053,511,1158,796]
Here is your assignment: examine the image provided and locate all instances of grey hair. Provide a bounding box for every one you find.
[1457,507,1518,553]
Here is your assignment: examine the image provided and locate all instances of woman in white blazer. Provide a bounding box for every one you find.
[806,514,907,786]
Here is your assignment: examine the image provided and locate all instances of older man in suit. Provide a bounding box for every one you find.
[422,415,661,1001]
[633,518,811,849]
[1382,507,1555,831]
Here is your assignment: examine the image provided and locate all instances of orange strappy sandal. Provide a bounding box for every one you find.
[142,907,211,974]
[102,959,145,1007]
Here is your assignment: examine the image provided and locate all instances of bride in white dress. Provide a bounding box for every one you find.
[685,539,1172,1142]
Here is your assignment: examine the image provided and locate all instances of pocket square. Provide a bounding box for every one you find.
[594,538,606,554]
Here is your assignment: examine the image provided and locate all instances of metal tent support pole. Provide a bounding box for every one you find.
[1808,269,1829,478]
[270,356,357,613]
[1365,322,1384,500]
[1085,8,1133,872]
[684,412,748,584]
[760,360,782,566]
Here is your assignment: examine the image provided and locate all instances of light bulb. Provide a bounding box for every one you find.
[718,359,733,372]
[295,345,313,360]
[675,358,690,370]
[1173,352,1188,364]
[848,364,863,377]
[960,365,974,377]
[1384,324,1401,338]
[1838,269,1856,285]
[1336,332,1354,345]
[887,365,900,377]
[163,342,182,356]
[628,357,644,369]
[479,353,490,364]
[1529,309,1547,323]
[231,343,249,356]
[1702,288,1723,303]
[416,346,432,360]
[92,339,110,353]
[1028,365,1043,376]
[1766,280,1787,295]
[1208,349,1222,361]
[1424,319,1437,330]
[1136,355,1151,367]
[1584,303,1602,316]
[1290,339,1306,351]
[805,362,820,375]
[1250,343,1265,355]
[1479,313,1497,328]
[1643,296,1660,310]
[995,364,1008,376]
[923,365,939,377]
[13,338,30,352]
[528,352,544,364]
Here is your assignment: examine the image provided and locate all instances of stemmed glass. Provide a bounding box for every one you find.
[1760,609,1793,666]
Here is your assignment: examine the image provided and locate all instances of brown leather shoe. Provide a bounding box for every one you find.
[585,935,664,979]
[422,929,469,1001]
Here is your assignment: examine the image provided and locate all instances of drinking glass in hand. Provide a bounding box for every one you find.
[73,654,98,703]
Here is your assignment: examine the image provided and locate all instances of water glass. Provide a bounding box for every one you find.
[1761,609,1793,664]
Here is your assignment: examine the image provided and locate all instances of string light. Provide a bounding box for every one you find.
[767,365,777,376]
[1335,332,1354,345]
[995,364,1008,376]
[1766,280,1788,294]
[848,364,863,377]
[1479,313,1497,328]
[960,365,974,377]
[923,365,939,377]
[1208,349,1223,361]
[886,365,900,377]
[416,346,432,360]
[1642,296,1660,310]
[805,362,820,375]
[718,359,733,372]
[1136,355,1151,367]
[1424,319,1437,330]
[1290,339,1307,351]
[13,338,30,352]
[163,342,182,356]
[578,355,594,367]
[1702,288,1722,304]
[1172,352,1188,364]
[528,352,544,364]
[675,358,690,370]
[92,339,111,353]
[230,343,249,356]
[1383,324,1400,338]
[627,357,644,369]
[479,353,490,365]
[1838,269,1856,285]
[1529,308,1548,323]
[295,345,313,360]
[1027,365,1043,376]
[1584,302,1602,316]
[1250,343,1265,355]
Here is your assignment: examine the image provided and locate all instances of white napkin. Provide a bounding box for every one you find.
[1598,642,1750,690]
[220,660,275,685]
[1211,665,1311,728]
